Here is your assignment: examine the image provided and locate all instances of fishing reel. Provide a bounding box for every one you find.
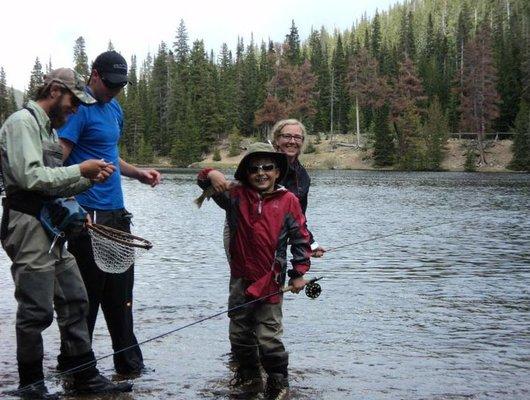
[304,277,323,299]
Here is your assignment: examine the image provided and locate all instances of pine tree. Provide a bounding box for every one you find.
[493,7,522,131]
[288,60,317,121]
[391,57,427,119]
[372,104,395,166]
[422,98,449,170]
[347,47,389,144]
[45,57,53,74]
[371,11,382,64]
[394,104,424,170]
[508,100,530,171]
[25,57,44,101]
[391,57,427,169]
[170,101,201,166]
[456,2,471,93]
[73,36,90,78]
[228,126,243,157]
[122,55,144,161]
[331,34,349,134]
[398,9,416,60]
[285,20,301,65]
[309,29,331,133]
[150,42,170,155]
[458,23,500,164]
[0,67,8,123]
[254,95,288,133]
[189,39,221,148]
[218,43,238,135]
[238,39,259,135]
[174,19,190,66]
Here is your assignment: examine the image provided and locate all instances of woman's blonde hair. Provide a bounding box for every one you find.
[269,119,308,154]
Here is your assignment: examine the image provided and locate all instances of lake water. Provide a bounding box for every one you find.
[0,170,529,399]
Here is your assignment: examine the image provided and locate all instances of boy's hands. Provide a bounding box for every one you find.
[312,245,326,258]
[289,277,307,294]
[208,170,232,193]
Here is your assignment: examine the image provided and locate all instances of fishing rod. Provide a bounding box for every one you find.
[12,277,323,396]
[325,218,467,253]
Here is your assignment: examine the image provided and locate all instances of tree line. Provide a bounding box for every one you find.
[1,0,529,170]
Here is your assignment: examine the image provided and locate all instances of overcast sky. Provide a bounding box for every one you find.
[1,0,396,90]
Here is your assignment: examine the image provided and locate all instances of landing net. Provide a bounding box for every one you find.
[87,224,153,273]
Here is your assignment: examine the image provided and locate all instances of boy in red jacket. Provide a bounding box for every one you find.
[197,142,312,400]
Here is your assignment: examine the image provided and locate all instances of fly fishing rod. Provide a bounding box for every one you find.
[12,277,323,396]
[325,218,467,253]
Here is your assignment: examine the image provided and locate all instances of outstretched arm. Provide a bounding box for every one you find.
[119,158,161,187]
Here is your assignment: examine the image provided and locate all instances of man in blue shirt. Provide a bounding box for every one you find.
[59,51,161,375]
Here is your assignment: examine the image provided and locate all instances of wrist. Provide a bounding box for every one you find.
[288,269,304,279]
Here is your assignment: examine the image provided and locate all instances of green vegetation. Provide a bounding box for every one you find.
[1,0,528,170]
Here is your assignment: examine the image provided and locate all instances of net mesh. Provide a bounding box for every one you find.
[87,224,152,273]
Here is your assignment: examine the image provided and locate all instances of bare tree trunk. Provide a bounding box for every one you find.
[355,96,360,147]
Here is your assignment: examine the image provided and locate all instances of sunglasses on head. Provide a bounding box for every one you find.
[100,76,127,90]
[248,163,277,174]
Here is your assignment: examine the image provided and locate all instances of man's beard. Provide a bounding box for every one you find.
[48,96,68,129]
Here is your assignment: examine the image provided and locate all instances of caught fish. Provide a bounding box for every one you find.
[194,182,238,208]
[194,186,218,208]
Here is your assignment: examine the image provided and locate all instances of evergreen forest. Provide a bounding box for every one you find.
[1,0,529,170]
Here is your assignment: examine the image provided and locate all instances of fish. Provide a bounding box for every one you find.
[194,181,238,208]
[194,186,218,208]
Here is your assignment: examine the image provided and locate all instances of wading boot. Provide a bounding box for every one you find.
[7,383,60,400]
[12,360,60,399]
[264,373,289,400]
[230,367,263,398]
[72,373,133,395]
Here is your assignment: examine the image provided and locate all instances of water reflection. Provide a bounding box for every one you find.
[0,171,529,399]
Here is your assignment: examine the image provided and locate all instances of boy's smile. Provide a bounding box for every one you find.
[247,157,280,194]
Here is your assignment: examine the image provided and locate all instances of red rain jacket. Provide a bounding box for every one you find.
[198,169,311,303]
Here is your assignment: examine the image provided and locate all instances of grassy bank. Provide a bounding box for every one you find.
[182,135,515,173]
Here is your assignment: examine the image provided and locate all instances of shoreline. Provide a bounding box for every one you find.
[138,137,519,173]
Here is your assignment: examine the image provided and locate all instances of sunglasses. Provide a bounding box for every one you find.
[248,163,277,174]
[101,76,127,90]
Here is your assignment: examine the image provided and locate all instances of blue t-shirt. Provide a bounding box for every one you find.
[58,96,124,210]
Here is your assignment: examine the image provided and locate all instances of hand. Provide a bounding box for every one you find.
[312,246,326,258]
[138,169,161,187]
[92,164,116,183]
[289,277,306,294]
[207,170,231,193]
[80,159,114,180]
[85,212,92,227]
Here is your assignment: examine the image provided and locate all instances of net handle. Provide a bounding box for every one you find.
[87,224,153,250]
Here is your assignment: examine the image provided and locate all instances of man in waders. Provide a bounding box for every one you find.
[58,51,161,376]
[0,68,133,399]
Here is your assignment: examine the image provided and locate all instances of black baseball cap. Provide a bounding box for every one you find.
[92,51,129,85]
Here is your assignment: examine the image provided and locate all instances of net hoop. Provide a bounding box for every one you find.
[87,223,152,273]
[87,224,153,250]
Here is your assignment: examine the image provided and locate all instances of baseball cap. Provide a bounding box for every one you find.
[43,68,96,105]
[92,51,129,85]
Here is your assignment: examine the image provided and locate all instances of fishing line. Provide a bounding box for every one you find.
[12,277,322,396]
[325,218,467,253]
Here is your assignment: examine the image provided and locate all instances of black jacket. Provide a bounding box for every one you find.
[280,159,315,244]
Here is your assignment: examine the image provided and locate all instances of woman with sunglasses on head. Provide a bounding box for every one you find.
[57,51,161,377]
